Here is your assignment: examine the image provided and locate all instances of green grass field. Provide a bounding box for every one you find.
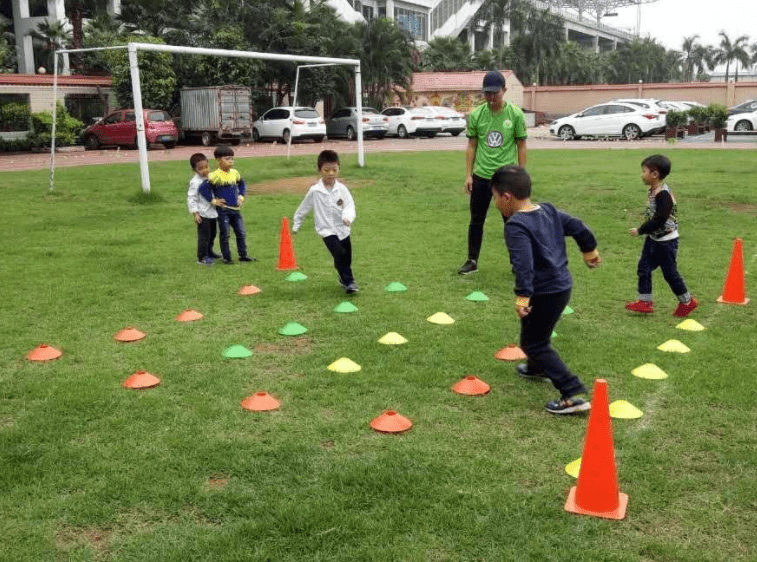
[1,149,756,562]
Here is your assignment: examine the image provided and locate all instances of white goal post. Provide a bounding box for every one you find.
[50,42,364,193]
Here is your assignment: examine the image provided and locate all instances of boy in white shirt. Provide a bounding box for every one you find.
[292,150,358,294]
[187,153,219,265]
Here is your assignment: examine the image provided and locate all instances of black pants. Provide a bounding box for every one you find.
[468,174,507,262]
[637,237,689,300]
[196,217,217,261]
[322,235,354,286]
[520,288,587,399]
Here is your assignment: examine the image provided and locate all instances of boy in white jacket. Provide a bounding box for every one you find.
[292,150,358,294]
[187,153,219,265]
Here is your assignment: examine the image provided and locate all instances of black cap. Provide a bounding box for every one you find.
[482,70,506,93]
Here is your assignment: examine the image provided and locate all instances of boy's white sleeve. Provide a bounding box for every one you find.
[187,178,200,213]
[341,186,356,224]
[292,189,314,232]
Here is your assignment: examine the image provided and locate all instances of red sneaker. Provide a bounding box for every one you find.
[625,300,654,313]
[673,297,699,317]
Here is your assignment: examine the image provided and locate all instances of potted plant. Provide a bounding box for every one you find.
[687,106,706,135]
[665,110,687,139]
[707,103,729,142]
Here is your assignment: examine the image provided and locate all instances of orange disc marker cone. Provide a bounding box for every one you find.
[241,391,280,412]
[237,284,262,296]
[717,237,749,305]
[122,370,161,389]
[494,344,527,361]
[370,410,412,434]
[176,309,203,322]
[114,327,146,343]
[452,375,491,396]
[564,379,628,520]
[276,217,298,270]
[26,344,62,362]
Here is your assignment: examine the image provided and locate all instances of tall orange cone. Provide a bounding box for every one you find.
[717,238,749,305]
[564,379,628,520]
[276,217,298,270]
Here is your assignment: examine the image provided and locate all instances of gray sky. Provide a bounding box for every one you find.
[612,0,756,56]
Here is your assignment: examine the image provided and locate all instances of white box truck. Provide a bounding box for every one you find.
[171,85,252,146]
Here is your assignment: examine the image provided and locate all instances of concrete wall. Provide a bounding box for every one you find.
[522,81,757,119]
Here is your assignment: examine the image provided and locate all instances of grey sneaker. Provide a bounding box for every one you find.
[516,363,550,382]
[196,257,214,266]
[545,396,591,415]
[458,259,478,275]
[345,282,359,294]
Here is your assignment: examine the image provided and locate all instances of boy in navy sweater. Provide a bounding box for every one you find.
[199,145,254,264]
[491,165,600,415]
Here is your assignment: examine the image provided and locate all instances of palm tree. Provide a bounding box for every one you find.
[715,31,750,82]
[422,36,472,71]
[27,20,71,72]
[680,35,700,82]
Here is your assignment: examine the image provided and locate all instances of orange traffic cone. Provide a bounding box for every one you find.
[452,375,491,396]
[494,344,527,361]
[370,410,412,433]
[241,391,280,411]
[717,238,749,305]
[564,379,628,520]
[276,217,298,270]
[122,370,161,389]
[26,344,62,362]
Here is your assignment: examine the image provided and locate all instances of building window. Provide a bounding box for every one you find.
[395,7,427,41]
[65,94,108,125]
[362,5,374,20]
[0,94,31,132]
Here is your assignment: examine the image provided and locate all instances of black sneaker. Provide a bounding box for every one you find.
[208,252,222,259]
[516,363,550,382]
[345,282,359,294]
[239,256,256,262]
[545,396,591,415]
[222,258,234,265]
[458,259,478,275]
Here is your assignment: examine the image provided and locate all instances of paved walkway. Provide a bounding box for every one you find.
[2,126,753,172]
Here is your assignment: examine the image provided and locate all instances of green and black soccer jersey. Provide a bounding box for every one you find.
[466,102,528,179]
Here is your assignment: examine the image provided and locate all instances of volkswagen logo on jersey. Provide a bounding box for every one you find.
[487,131,504,148]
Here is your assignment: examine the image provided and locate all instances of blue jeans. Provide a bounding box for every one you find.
[217,209,248,260]
[637,237,688,300]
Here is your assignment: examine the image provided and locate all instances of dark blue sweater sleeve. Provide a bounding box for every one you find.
[238,177,247,197]
[559,209,597,253]
[198,179,214,202]
[505,223,535,297]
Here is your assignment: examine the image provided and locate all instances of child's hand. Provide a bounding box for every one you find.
[343,218,352,227]
[583,249,601,268]
[237,195,245,207]
[211,198,226,207]
[193,212,202,225]
[629,228,639,237]
[515,296,531,318]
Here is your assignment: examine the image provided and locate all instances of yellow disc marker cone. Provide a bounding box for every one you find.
[657,339,690,353]
[631,363,668,380]
[327,357,361,373]
[609,400,643,419]
[676,319,705,332]
[427,312,454,325]
[378,332,407,345]
[565,458,581,478]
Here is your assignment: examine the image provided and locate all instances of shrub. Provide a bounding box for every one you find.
[706,103,728,129]
[665,109,687,127]
[29,102,85,147]
[0,103,32,132]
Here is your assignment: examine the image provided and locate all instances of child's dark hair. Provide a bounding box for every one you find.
[214,144,234,159]
[317,149,339,170]
[642,154,671,179]
[490,165,531,199]
[189,153,207,170]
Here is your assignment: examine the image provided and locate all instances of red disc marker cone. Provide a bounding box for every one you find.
[176,309,203,322]
[241,391,280,411]
[564,379,628,520]
[717,237,749,305]
[370,410,412,433]
[26,344,62,362]
[237,284,262,296]
[122,370,161,389]
[494,344,527,361]
[114,327,146,343]
[452,375,491,396]
[276,217,298,270]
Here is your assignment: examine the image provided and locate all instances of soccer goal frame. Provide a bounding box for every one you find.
[50,43,364,193]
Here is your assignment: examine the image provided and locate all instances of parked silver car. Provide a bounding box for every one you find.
[326,107,388,140]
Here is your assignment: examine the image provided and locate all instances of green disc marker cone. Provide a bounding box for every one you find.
[279,321,308,336]
[334,301,358,313]
[563,305,574,315]
[385,282,407,293]
[285,272,307,282]
[465,290,489,302]
[223,344,252,359]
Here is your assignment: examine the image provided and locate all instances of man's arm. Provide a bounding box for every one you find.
[516,138,528,168]
[465,137,477,193]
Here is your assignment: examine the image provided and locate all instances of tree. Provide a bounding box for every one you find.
[680,35,700,82]
[422,37,471,71]
[509,4,563,84]
[27,20,71,72]
[356,18,414,109]
[0,14,15,72]
[715,31,750,82]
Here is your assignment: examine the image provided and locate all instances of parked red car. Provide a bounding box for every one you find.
[82,109,178,150]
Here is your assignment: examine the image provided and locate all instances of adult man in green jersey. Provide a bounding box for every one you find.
[458,70,528,275]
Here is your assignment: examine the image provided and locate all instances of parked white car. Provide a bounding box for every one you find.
[612,98,667,134]
[727,109,757,132]
[252,106,326,143]
[380,106,442,138]
[549,102,661,140]
[421,106,466,136]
